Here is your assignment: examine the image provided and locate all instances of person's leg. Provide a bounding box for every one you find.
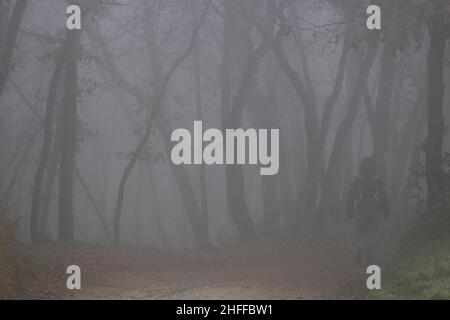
[362,232,372,266]
[365,215,381,265]
[356,215,369,265]
[366,235,374,266]
[355,242,363,265]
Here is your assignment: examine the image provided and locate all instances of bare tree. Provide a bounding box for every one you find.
[0,0,28,95]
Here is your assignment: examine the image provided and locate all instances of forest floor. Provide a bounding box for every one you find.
[20,212,411,300]
[26,242,367,299]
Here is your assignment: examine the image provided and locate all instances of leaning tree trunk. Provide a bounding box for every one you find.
[157,113,211,248]
[91,1,212,248]
[221,2,278,242]
[225,41,275,242]
[267,35,320,221]
[39,107,62,239]
[318,40,378,216]
[112,122,151,245]
[30,52,64,242]
[0,0,27,95]
[145,0,211,248]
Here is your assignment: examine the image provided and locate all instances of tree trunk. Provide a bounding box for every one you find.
[157,113,211,248]
[269,41,320,220]
[372,45,397,181]
[0,0,27,95]
[1,124,41,209]
[425,14,447,209]
[146,1,211,248]
[58,27,81,242]
[133,169,144,245]
[389,89,425,199]
[87,11,212,248]
[39,105,63,239]
[262,58,282,236]
[221,2,278,242]
[262,174,280,237]
[192,0,209,236]
[278,133,295,230]
[147,164,170,251]
[75,166,112,243]
[30,52,64,242]
[113,122,151,245]
[318,41,378,215]
[342,134,354,200]
[400,105,427,201]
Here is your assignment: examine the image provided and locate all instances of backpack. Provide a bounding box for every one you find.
[354,176,383,213]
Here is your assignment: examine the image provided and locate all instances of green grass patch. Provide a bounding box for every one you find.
[371,211,450,299]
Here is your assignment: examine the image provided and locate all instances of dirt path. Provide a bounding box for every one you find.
[28,242,372,299]
[22,207,410,300]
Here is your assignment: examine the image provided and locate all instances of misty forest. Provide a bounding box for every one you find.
[0,0,449,299]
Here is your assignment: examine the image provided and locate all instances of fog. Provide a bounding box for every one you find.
[0,0,449,300]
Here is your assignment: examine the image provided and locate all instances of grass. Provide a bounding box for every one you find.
[371,210,450,299]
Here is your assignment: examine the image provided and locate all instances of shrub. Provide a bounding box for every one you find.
[0,212,24,298]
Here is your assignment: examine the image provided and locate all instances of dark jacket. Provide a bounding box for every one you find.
[346,176,390,219]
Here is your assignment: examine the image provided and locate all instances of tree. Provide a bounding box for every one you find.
[58,25,81,242]
[220,1,284,241]
[0,0,28,95]
[30,48,64,242]
[191,0,209,242]
[318,33,379,216]
[425,2,449,209]
[87,0,212,247]
[239,0,353,222]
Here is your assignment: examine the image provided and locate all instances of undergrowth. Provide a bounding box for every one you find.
[371,208,450,299]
